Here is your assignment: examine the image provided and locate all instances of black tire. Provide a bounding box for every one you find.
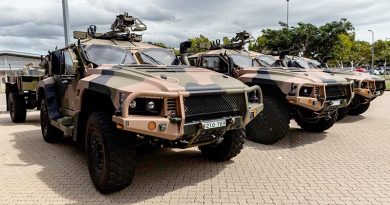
[8,92,26,123]
[295,111,337,132]
[86,112,136,194]
[348,102,370,116]
[199,129,245,161]
[336,106,350,121]
[245,96,290,145]
[40,98,63,143]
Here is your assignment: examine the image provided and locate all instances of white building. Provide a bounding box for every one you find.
[0,51,42,92]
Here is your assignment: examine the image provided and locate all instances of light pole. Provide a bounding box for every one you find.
[62,0,71,46]
[286,0,290,30]
[368,30,374,69]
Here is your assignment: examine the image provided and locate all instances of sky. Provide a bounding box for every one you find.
[0,0,390,55]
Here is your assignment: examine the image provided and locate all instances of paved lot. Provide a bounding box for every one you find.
[0,93,390,205]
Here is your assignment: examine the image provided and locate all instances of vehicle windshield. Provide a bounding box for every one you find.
[309,59,321,68]
[257,55,277,67]
[230,53,259,67]
[138,48,179,65]
[84,44,136,65]
[294,57,311,69]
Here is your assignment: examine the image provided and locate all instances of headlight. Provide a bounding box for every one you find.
[130,101,137,109]
[147,101,155,110]
[129,98,163,115]
[299,86,313,97]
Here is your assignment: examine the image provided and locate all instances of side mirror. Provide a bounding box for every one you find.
[180,41,192,54]
[227,57,235,75]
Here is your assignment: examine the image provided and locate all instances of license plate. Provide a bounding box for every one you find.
[332,100,341,106]
[204,120,227,130]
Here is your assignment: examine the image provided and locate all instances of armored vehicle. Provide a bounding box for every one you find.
[182,31,354,145]
[37,14,263,193]
[285,56,386,120]
[5,66,44,122]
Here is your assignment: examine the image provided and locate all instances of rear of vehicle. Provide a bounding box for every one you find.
[5,74,43,122]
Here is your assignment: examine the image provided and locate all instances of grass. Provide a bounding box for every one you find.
[386,81,390,91]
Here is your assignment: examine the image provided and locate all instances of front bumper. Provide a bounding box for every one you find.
[112,86,263,141]
[286,82,354,112]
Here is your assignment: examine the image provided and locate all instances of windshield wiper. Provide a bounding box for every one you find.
[139,52,164,65]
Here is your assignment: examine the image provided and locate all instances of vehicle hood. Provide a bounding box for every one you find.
[324,69,385,81]
[81,64,249,95]
[238,67,349,85]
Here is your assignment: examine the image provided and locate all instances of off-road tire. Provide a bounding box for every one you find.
[245,96,290,145]
[336,106,350,121]
[348,102,370,116]
[86,112,136,194]
[40,99,63,143]
[199,129,245,161]
[295,111,337,132]
[8,92,26,123]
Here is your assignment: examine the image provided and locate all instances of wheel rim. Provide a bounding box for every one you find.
[90,132,104,173]
[40,102,48,136]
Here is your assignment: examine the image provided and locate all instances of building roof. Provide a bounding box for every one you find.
[0,50,41,59]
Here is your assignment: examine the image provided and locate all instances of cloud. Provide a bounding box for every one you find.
[1,0,390,54]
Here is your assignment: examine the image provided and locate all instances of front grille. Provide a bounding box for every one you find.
[167,99,176,112]
[314,86,320,95]
[184,93,246,122]
[375,81,385,91]
[325,85,351,100]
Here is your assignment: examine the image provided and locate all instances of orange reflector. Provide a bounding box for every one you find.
[148,121,157,130]
[116,124,123,129]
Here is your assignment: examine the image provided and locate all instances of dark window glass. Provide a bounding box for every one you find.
[85,44,136,65]
[138,48,178,65]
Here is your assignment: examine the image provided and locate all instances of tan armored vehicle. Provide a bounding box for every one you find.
[5,65,44,122]
[182,31,354,145]
[37,14,263,193]
[285,56,386,120]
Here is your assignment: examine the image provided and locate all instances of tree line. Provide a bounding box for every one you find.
[184,19,389,68]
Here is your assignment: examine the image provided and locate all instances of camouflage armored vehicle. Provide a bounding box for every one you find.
[284,56,386,120]
[182,31,354,145]
[5,65,44,122]
[37,14,263,193]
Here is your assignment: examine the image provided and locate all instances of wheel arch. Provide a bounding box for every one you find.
[75,89,116,148]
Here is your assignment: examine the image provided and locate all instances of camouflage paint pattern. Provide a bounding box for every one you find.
[189,49,354,113]
[37,25,263,143]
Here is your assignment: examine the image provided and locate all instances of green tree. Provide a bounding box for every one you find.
[188,34,210,53]
[350,41,371,67]
[222,36,231,45]
[332,34,353,66]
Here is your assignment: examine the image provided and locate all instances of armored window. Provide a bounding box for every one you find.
[84,44,136,65]
[257,55,277,67]
[294,57,311,69]
[201,56,227,72]
[138,48,179,65]
[229,53,259,68]
[63,50,74,74]
[188,58,197,66]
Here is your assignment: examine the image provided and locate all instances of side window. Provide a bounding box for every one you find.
[63,51,74,75]
[188,58,197,66]
[201,57,228,73]
[51,50,62,75]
